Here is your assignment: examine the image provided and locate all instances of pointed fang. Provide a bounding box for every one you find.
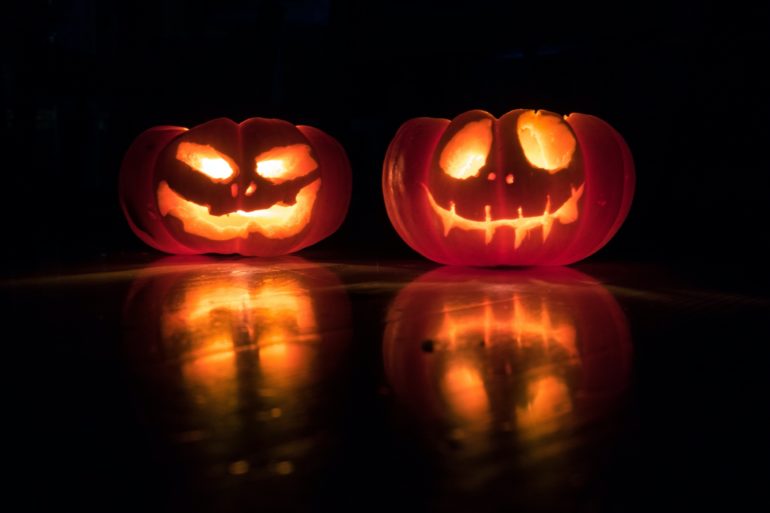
[514,228,526,249]
[484,205,494,244]
[542,217,553,242]
[441,202,456,236]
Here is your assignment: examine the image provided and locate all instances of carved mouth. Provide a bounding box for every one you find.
[423,183,585,248]
[157,179,320,240]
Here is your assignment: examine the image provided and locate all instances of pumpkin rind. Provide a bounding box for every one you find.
[120,118,351,256]
[382,109,635,266]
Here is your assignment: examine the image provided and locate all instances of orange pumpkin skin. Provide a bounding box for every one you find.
[382,109,635,266]
[120,118,351,256]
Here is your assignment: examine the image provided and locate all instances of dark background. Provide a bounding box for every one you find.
[3,0,769,272]
[3,2,770,513]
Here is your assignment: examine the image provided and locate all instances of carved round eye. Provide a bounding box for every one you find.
[176,142,237,182]
[439,119,493,180]
[255,144,317,184]
[516,111,576,173]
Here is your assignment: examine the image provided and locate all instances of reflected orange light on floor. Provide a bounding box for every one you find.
[437,294,577,358]
[182,343,238,413]
[430,290,578,433]
[258,340,315,390]
[383,267,632,450]
[442,361,490,425]
[516,375,572,434]
[161,274,319,390]
[123,258,352,473]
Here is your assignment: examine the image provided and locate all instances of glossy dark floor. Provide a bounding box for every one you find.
[3,257,769,513]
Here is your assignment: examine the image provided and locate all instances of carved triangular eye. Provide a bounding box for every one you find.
[516,111,576,173]
[440,119,493,180]
[176,142,238,182]
[255,144,317,184]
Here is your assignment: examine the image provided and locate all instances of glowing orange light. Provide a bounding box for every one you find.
[160,274,321,398]
[516,111,576,173]
[439,119,493,179]
[423,182,584,247]
[255,144,317,184]
[435,292,577,354]
[176,141,237,181]
[251,281,317,388]
[429,288,580,433]
[516,375,573,433]
[383,267,633,453]
[258,338,315,389]
[442,361,490,424]
[156,179,320,240]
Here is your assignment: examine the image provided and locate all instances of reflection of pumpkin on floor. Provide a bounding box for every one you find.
[383,108,635,265]
[122,258,351,471]
[383,266,632,443]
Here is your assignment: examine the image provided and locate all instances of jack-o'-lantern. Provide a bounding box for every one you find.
[383,109,635,265]
[383,267,632,452]
[122,257,351,479]
[120,117,352,256]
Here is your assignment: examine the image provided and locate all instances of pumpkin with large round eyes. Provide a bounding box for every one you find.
[382,109,635,266]
[120,117,352,256]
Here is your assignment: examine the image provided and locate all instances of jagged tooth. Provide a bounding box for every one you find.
[441,202,455,236]
[484,205,494,244]
[514,227,527,249]
[542,217,553,242]
[557,196,579,224]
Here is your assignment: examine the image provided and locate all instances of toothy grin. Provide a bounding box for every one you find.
[423,183,584,248]
[157,179,320,240]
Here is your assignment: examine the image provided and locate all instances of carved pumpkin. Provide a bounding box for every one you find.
[383,109,635,265]
[383,267,632,443]
[122,257,351,469]
[120,118,352,256]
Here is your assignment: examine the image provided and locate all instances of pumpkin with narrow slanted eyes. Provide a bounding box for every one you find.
[382,109,635,266]
[120,117,351,256]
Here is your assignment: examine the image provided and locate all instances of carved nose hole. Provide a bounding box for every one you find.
[230,183,239,198]
[506,174,514,185]
[487,172,496,181]
[245,182,257,196]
